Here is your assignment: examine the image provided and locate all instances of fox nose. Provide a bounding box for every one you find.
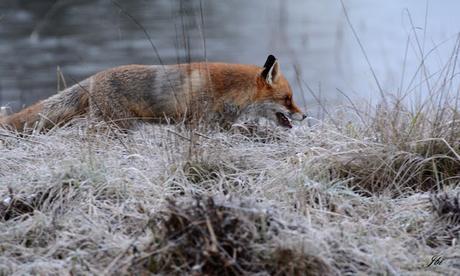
[302,113,307,120]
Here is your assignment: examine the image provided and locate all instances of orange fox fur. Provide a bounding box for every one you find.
[0,55,305,131]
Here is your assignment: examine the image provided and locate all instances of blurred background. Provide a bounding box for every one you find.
[1,0,460,116]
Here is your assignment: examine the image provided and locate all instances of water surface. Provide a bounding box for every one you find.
[1,0,459,114]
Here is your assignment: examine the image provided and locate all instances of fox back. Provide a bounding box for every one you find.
[0,55,305,131]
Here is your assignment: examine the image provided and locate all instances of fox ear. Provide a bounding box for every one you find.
[261,55,280,85]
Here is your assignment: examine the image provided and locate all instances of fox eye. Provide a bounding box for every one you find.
[284,95,292,106]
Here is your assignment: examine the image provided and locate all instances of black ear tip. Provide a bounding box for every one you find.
[263,54,277,69]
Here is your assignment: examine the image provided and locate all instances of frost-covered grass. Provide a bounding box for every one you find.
[1,99,460,275]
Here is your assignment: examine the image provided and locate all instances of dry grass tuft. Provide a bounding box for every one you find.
[424,192,460,247]
[0,188,35,221]
[183,161,225,184]
[0,176,80,222]
[134,196,333,275]
[306,99,460,196]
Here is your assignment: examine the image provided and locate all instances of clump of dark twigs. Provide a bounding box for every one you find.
[133,196,334,275]
[424,192,460,247]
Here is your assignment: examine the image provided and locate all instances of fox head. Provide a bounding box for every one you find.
[256,55,306,124]
[236,101,295,128]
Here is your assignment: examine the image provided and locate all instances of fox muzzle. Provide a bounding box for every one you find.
[290,112,307,121]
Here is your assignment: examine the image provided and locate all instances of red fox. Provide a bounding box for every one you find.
[0,55,305,132]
